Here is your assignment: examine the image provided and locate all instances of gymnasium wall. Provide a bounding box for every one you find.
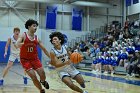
[0,0,123,63]
[127,0,140,15]
[0,0,123,31]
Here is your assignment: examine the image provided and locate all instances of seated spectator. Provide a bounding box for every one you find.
[119,31,124,40]
[108,53,118,76]
[118,48,128,67]
[126,50,140,78]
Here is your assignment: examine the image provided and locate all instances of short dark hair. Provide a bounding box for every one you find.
[13,27,20,32]
[25,19,38,29]
[49,32,65,45]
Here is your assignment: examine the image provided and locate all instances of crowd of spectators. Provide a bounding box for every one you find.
[69,20,140,78]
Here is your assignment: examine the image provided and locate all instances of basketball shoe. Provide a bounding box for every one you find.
[0,79,3,86]
[40,81,49,89]
[23,76,28,85]
[40,89,45,93]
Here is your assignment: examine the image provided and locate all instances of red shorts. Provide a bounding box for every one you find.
[20,58,42,71]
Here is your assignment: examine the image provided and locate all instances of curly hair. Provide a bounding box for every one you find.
[49,32,65,45]
[25,19,38,29]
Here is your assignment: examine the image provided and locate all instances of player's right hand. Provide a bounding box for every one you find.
[4,52,7,58]
[65,60,71,65]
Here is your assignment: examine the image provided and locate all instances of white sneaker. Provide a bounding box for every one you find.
[97,71,101,74]
[125,74,130,79]
[83,90,88,93]
[103,71,108,75]
[130,73,135,77]
[111,72,114,76]
[91,70,96,73]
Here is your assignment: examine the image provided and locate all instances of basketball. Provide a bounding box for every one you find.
[70,52,83,64]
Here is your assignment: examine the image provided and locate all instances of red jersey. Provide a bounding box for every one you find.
[20,32,39,60]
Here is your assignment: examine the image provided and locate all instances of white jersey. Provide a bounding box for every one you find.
[52,45,69,64]
[51,45,80,79]
[10,35,20,54]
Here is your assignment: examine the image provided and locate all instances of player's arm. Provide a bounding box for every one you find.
[38,38,50,58]
[16,34,24,48]
[50,51,71,68]
[4,38,11,58]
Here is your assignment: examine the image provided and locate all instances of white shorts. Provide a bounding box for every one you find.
[57,65,80,80]
[9,53,20,62]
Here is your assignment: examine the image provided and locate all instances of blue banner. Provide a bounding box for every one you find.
[46,6,57,29]
[133,0,139,4]
[126,0,131,6]
[72,8,83,31]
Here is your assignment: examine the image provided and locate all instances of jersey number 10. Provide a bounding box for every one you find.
[27,47,34,52]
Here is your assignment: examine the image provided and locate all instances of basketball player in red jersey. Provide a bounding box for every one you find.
[16,19,50,93]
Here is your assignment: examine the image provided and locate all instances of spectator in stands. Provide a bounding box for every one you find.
[99,40,106,51]
[83,46,90,57]
[107,25,112,35]
[112,39,118,48]
[94,43,100,56]
[73,42,80,52]
[119,32,123,40]
[91,52,103,74]
[134,19,139,29]
[118,48,128,67]
[114,25,120,40]
[102,53,109,75]
[79,41,86,52]
[126,50,140,78]
[91,56,98,73]
[123,27,132,39]
[109,53,118,76]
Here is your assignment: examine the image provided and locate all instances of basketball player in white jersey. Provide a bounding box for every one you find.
[0,27,27,85]
[49,32,88,93]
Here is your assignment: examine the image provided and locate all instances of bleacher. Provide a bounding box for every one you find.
[68,24,140,77]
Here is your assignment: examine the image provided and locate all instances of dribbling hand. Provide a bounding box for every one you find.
[65,60,71,65]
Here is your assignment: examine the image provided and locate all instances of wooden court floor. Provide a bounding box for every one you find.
[0,63,140,93]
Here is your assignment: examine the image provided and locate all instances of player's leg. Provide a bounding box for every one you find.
[36,67,49,89]
[0,60,13,85]
[2,61,13,78]
[20,59,45,93]
[33,59,49,89]
[66,66,88,93]
[62,76,84,93]
[73,74,85,88]
[26,69,45,93]
[2,54,15,78]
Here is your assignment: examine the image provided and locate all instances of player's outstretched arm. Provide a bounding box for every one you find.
[38,38,50,58]
[4,38,11,58]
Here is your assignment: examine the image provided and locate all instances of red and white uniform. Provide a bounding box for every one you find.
[20,32,42,71]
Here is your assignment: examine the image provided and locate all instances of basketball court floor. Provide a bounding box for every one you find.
[0,63,140,93]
